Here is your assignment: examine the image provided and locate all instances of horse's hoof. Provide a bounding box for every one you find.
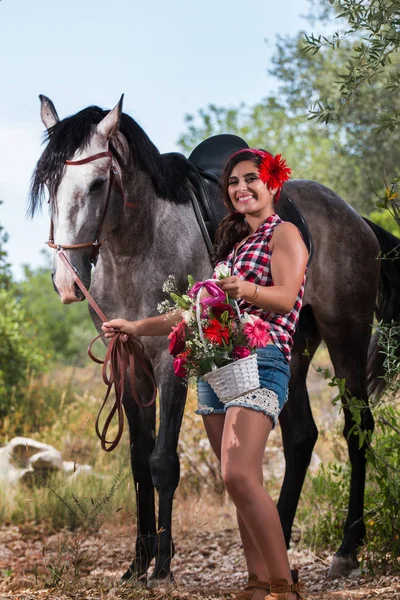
[147,572,174,589]
[120,568,147,586]
[328,555,358,578]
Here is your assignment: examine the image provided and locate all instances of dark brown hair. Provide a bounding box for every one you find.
[213,150,267,265]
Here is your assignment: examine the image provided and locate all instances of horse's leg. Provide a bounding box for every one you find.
[148,364,187,585]
[321,321,375,577]
[121,385,157,583]
[278,306,321,546]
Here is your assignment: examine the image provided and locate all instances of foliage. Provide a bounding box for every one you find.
[0,286,49,421]
[367,208,400,236]
[298,400,400,563]
[178,98,345,198]
[297,462,351,551]
[0,220,12,290]
[304,0,400,131]
[0,226,94,422]
[178,1,400,213]
[17,257,95,366]
[271,9,400,212]
[299,329,400,563]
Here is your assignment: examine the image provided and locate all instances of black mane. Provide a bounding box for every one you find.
[29,105,190,217]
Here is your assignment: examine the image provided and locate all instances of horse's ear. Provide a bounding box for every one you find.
[96,94,124,140]
[39,95,60,129]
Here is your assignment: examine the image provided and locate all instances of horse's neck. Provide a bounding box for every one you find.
[91,158,211,317]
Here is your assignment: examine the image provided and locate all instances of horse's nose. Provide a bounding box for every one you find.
[52,270,85,304]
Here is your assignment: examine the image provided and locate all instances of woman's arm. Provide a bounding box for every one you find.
[101,310,183,339]
[216,223,308,314]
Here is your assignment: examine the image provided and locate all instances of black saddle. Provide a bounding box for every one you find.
[185,134,313,264]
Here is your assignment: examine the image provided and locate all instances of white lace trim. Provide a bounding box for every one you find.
[224,388,280,418]
[197,402,215,413]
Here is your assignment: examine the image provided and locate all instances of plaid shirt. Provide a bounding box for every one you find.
[214,213,306,361]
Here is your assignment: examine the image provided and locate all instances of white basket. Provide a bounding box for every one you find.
[195,281,260,403]
[203,353,260,403]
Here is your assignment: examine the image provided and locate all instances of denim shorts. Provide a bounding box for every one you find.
[195,344,291,428]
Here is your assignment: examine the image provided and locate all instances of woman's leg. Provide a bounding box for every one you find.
[220,407,295,598]
[202,414,268,581]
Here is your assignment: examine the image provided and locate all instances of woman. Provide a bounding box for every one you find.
[102,149,308,600]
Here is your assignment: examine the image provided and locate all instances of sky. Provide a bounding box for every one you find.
[0,0,327,278]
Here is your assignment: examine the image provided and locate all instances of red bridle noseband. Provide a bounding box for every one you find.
[46,149,129,263]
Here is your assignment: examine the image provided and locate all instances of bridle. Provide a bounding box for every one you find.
[46,149,132,264]
[46,148,157,452]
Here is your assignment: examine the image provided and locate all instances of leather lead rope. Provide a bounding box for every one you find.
[56,249,157,452]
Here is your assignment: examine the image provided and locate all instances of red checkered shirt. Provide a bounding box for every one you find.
[214,213,306,361]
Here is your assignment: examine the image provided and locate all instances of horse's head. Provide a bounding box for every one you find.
[31,95,126,304]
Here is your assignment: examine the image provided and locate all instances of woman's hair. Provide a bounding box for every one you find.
[213,150,268,265]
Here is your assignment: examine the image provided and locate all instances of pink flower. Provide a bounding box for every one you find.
[243,318,271,348]
[233,346,251,360]
[173,356,187,378]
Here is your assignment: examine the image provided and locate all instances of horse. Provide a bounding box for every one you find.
[29,95,400,583]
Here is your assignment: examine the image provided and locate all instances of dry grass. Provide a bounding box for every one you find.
[0,347,399,598]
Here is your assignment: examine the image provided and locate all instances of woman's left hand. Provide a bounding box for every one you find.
[216,276,250,300]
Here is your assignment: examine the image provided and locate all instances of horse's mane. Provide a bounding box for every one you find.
[29,105,190,217]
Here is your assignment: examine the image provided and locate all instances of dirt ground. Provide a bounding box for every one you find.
[0,519,399,600]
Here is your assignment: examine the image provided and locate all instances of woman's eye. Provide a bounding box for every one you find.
[89,178,106,193]
[246,176,257,183]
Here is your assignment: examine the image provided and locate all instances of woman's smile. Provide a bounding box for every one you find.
[236,194,255,203]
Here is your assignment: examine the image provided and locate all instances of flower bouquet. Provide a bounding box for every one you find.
[158,270,271,403]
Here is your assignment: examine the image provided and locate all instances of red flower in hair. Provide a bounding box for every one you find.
[259,154,291,194]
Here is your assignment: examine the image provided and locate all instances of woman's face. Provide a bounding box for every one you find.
[227,160,276,217]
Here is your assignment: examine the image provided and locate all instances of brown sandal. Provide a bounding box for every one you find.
[233,573,265,600]
[263,577,305,599]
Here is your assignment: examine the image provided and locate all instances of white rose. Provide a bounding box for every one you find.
[214,263,231,279]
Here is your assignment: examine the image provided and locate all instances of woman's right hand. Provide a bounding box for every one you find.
[101,319,138,339]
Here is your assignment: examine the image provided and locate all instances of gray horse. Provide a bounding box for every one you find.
[29,95,400,583]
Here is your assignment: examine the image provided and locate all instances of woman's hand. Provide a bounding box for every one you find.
[101,319,138,340]
[216,276,253,300]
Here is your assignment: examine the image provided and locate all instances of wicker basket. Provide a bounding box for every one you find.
[195,281,260,403]
[203,353,260,403]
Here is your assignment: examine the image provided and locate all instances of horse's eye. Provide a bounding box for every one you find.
[89,178,106,193]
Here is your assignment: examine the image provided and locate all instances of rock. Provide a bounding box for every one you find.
[29,448,63,470]
[62,461,93,478]
[0,437,92,485]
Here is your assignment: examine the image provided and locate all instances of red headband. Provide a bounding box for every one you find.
[229,148,291,202]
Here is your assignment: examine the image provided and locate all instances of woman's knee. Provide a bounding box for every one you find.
[221,461,258,497]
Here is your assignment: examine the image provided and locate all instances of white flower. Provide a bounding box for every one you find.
[157,299,173,314]
[214,263,231,279]
[182,310,193,324]
[240,312,258,325]
[162,275,177,293]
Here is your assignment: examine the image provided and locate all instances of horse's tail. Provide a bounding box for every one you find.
[363,217,400,397]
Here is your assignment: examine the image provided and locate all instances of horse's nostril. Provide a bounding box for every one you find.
[51,273,60,296]
[74,282,85,301]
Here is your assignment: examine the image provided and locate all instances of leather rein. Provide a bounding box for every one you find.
[48,150,156,452]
